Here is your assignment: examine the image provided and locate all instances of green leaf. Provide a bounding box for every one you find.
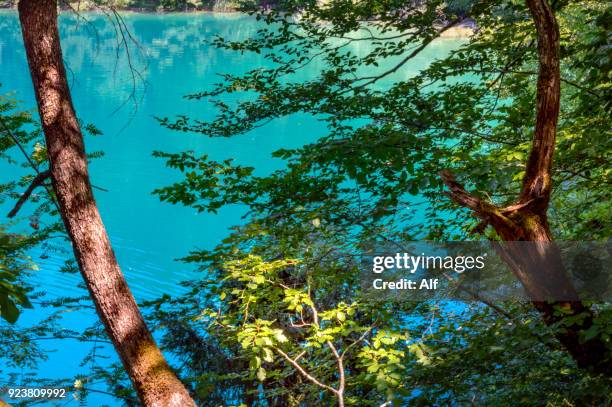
[256,367,266,382]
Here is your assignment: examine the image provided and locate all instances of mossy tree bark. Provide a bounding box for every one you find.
[441,0,610,375]
[17,0,197,404]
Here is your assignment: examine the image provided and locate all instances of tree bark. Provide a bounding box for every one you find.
[17,0,197,404]
[441,0,610,376]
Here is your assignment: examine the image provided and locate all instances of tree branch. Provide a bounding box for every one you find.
[439,169,521,239]
[0,115,39,172]
[327,340,345,405]
[438,169,483,212]
[348,19,463,91]
[520,0,561,210]
[7,170,50,218]
[0,111,60,215]
[341,326,375,359]
[275,348,339,395]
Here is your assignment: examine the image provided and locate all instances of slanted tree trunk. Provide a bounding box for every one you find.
[17,0,197,404]
[441,0,610,375]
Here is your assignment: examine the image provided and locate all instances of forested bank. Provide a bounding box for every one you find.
[0,0,239,12]
[0,0,479,14]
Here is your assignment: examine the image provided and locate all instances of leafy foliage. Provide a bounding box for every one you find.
[149,0,612,405]
[0,91,57,324]
[0,231,33,323]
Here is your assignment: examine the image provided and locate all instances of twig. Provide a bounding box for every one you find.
[0,115,39,172]
[0,115,60,214]
[275,348,339,395]
[341,325,374,358]
[7,170,50,218]
[348,19,463,92]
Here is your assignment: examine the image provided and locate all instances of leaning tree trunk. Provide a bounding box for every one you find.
[441,0,610,375]
[17,0,196,404]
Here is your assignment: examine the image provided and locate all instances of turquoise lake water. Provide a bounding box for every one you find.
[0,11,460,404]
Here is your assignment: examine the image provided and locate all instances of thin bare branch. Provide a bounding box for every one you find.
[348,19,463,91]
[275,348,339,395]
[0,115,60,214]
[7,170,50,218]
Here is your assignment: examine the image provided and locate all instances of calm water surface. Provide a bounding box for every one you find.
[0,11,460,404]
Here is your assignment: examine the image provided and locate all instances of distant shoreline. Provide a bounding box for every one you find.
[0,4,239,13]
[0,5,476,37]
